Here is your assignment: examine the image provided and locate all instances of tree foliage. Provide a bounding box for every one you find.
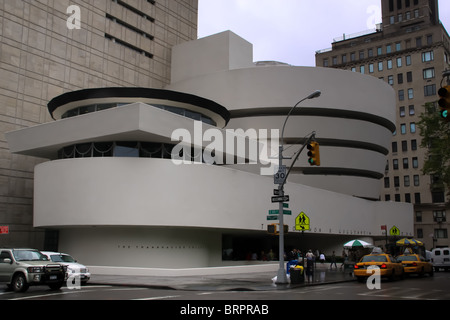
[417,102,450,196]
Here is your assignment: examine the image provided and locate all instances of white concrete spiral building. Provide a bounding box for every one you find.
[6,31,414,273]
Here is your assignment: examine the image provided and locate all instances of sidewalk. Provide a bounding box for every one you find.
[88,263,355,291]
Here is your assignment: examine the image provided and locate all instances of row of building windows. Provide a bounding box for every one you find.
[390,157,420,170]
[384,190,446,204]
[388,0,420,12]
[399,105,416,117]
[416,210,447,223]
[58,142,176,159]
[347,51,435,74]
[323,39,435,67]
[61,102,216,125]
[392,139,418,152]
[388,8,422,25]
[106,0,156,58]
[392,122,417,135]
[58,141,213,164]
[385,174,420,188]
[417,228,448,239]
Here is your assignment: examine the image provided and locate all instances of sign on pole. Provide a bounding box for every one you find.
[271,195,289,203]
[295,212,310,231]
[0,226,9,234]
[274,165,287,184]
[268,210,291,215]
[389,225,400,236]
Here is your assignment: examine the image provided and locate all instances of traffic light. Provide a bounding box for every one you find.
[267,224,289,235]
[438,85,450,122]
[267,224,277,235]
[307,141,321,166]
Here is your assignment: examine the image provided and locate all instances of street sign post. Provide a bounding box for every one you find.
[271,195,289,203]
[295,212,310,231]
[274,166,287,184]
[268,209,291,215]
[390,226,400,236]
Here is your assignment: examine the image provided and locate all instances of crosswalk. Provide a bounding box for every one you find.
[284,283,450,300]
[357,287,447,300]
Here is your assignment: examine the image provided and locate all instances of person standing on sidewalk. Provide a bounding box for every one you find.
[330,251,337,270]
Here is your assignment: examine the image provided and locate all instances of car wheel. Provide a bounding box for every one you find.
[389,270,395,281]
[11,273,29,293]
[356,277,366,283]
[48,281,64,290]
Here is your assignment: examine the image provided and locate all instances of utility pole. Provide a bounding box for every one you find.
[274,90,321,284]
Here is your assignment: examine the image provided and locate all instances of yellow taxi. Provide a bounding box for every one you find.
[354,253,404,282]
[397,254,434,277]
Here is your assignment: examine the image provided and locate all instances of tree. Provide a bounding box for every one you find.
[417,102,450,198]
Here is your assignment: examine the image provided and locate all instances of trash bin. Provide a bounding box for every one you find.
[290,266,304,284]
[286,260,298,274]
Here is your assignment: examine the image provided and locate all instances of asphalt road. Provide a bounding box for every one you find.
[2,271,450,301]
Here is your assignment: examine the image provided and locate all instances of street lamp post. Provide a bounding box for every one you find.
[275,90,321,285]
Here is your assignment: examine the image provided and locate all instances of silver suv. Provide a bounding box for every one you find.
[0,248,65,292]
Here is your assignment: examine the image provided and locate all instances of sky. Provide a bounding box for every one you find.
[198,0,450,67]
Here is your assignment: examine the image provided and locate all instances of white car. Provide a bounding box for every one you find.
[41,251,90,284]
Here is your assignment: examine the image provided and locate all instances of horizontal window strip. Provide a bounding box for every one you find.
[105,33,153,58]
[106,14,154,40]
[283,137,389,156]
[292,167,384,180]
[113,0,155,21]
[230,107,396,133]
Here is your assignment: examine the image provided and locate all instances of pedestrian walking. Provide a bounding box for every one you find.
[340,249,347,270]
[319,252,325,263]
[330,251,337,269]
[305,250,315,281]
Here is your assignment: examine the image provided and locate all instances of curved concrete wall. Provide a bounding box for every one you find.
[33,157,412,268]
[34,158,412,233]
[167,66,396,199]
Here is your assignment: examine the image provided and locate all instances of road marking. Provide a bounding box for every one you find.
[9,289,93,300]
[133,295,180,300]
[294,286,344,294]
[358,287,400,297]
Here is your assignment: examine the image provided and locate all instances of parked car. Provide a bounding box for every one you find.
[41,251,90,284]
[430,248,450,271]
[0,248,65,292]
[397,254,434,277]
[354,253,404,282]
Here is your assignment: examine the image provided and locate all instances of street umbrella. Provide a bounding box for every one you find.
[396,238,423,247]
[343,239,373,249]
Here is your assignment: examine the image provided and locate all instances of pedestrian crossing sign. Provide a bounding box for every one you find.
[295,212,310,231]
[390,225,400,236]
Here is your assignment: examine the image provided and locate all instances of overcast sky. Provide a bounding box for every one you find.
[198,0,450,67]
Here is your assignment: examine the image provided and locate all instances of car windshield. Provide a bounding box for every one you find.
[397,255,418,262]
[361,255,387,262]
[50,254,76,263]
[13,249,48,261]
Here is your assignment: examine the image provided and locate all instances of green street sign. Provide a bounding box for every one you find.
[267,215,278,221]
[268,210,291,215]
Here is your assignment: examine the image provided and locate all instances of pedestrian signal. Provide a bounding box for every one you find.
[438,85,450,122]
[307,141,321,166]
[267,224,288,235]
[267,224,277,235]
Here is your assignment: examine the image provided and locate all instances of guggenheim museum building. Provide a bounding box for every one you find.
[6,31,413,273]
